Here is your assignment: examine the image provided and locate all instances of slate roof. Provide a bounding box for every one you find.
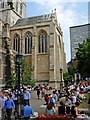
[14,14,52,27]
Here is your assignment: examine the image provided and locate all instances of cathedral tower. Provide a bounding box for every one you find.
[0,0,26,84]
[0,0,26,26]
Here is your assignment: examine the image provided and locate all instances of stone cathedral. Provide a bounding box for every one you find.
[0,0,67,89]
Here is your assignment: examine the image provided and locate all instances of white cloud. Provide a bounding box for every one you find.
[27,0,89,3]
[26,0,88,62]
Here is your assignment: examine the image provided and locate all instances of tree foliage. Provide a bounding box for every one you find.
[5,58,35,87]
[63,72,73,86]
[21,59,35,86]
[76,38,90,78]
[68,60,78,77]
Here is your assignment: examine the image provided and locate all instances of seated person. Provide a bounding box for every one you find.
[46,102,55,115]
[64,95,72,114]
[71,102,88,119]
[58,101,65,115]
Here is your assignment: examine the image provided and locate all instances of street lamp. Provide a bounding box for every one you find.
[60,68,63,94]
[15,53,23,118]
[16,53,23,91]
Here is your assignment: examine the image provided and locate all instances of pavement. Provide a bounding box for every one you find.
[30,91,47,115]
[30,91,90,119]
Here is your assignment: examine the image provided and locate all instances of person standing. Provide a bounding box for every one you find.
[21,101,34,120]
[12,90,18,111]
[64,95,72,114]
[37,85,41,99]
[58,101,65,115]
[71,102,87,119]
[71,92,77,104]
[23,88,31,105]
[4,93,15,120]
[41,86,45,99]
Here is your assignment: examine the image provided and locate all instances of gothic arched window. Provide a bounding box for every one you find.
[38,30,47,53]
[16,2,18,12]
[58,35,61,49]
[20,3,22,15]
[25,32,32,54]
[13,34,20,52]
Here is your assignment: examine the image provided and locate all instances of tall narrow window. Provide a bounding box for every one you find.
[16,2,18,12]
[58,35,61,49]
[38,36,40,53]
[20,3,22,15]
[25,32,32,54]
[13,34,20,52]
[2,2,4,8]
[38,30,47,53]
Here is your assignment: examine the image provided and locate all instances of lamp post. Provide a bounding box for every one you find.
[60,68,63,94]
[15,53,23,118]
[16,53,23,91]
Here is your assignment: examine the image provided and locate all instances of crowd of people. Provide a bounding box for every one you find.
[0,81,90,120]
[36,81,90,119]
[0,85,33,120]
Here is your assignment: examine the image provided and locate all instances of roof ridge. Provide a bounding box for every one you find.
[13,13,52,27]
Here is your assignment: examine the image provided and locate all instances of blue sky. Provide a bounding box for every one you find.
[26,0,89,62]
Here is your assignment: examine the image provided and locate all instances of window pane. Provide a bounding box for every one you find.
[38,31,47,53]
[13,38,16,50]
[25,32,32,54]
[25,37,27,54]
[42,35,44,52]
[45,35,47,52]
[13,34,20,52]
[18,39,20,52]
[20,3,22,15]
[38,35,40,53]
[16,2,18,12]
[30,37,32,53]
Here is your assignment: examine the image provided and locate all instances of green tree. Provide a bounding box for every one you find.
[63,72,73,86]
[5,66,17,88]
[68,59,78,77]
[76,38,90,78]
[5,58,35,87]
[21,59,35,86]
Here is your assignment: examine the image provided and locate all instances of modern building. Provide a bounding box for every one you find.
[70,24,90,60]
[0,0,67,89]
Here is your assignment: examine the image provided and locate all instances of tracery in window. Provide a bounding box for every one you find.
[20,3,22,15]
[25,32,32,54]
[38,30,47,53]
[13,34,20,52]
[16,2,18,12]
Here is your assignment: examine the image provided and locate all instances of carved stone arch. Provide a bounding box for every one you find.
[38,29,47,36]
[13,33,20,38]
[24,31,33,37]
